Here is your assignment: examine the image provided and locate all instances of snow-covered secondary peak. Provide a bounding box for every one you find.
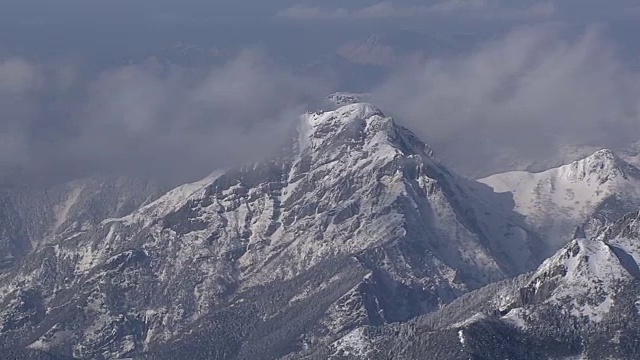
[484,148,637,190]
[563,148,637,184]
[501,221,640,323]
[479,149,640,255]
[532,238,634,294]
[321,209,640,358]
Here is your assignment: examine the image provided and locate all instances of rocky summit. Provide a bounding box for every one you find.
[0,103,543,359]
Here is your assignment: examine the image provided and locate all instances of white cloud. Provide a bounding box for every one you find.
[624,6,640,15]
[428,0,489,12]
[371,25,640,176]
[278,1,555,20]
[0,51,335,182]
[0,58,44,168]
[276,4,350,20]
[0,58,42,95]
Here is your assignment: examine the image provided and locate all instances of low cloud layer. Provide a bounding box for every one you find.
[371,25,640,176]
[3,22,640,185]
[277,1,555,20]
[0,51,334,184]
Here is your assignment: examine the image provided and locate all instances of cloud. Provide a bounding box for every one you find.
[276,4,350,19]
[428,0,489,12]
[370,25,640,177]
[0,51,335,184]
[277,1,555,20]
[0,58,42,94]
[624,6,640,15]
[0,58,45,169]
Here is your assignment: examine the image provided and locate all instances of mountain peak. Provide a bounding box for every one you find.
[299,103,434,159]
[589,148,616,159]
[564,148,635,183]
[499,235,637,323]
[0,102,539,359]
[480,148,640,256]
[583,148,619,170]
[306,102,384,127]
[522,208,640,308]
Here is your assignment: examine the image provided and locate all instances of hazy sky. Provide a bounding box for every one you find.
[1,0,640,183]
[1,0,636,21]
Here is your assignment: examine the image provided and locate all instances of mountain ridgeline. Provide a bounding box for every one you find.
[1,101,640,359]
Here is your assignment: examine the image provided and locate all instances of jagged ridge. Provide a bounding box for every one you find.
[0,103,538,359]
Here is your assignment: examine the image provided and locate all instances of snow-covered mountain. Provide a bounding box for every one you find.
[0,103,540,359]
[307,210,640,359]
[479,149,640,256]
[454,142,640,181]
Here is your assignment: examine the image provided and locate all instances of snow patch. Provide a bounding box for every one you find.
[458,329,466,346]
[452,312,487,328]
[331,328,373,358]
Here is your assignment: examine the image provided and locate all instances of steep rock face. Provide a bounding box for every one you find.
[0,104,537,359]
[321,211,640,360]
[480,149,640,256]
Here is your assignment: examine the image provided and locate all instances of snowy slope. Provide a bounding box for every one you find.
[503,236,636,322]
[0,103,539,359]
[311,210,640,360]
[479,149,640,255]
